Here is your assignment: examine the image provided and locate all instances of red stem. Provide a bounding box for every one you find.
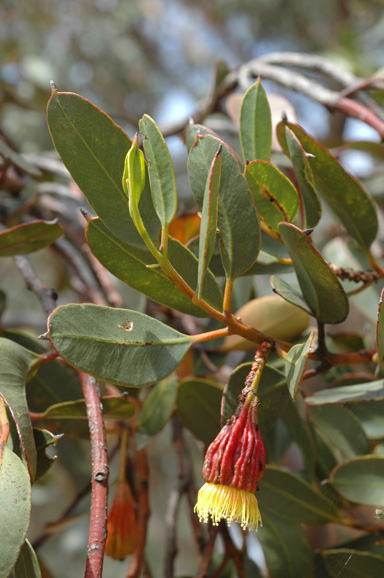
[79,372,109,578]
[337,97,384,138]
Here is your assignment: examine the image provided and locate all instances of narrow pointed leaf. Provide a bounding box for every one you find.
[47,304,194,387]
[47,91,159,247]
[197,148,221,299]
[139,114,177,229]
[285,127,321,228]
[240,79,272,162]
[278,223,349,324]
[86,217,222,316]
[277,121,378,249]
[188,133,260,279]
[308,405,369,458]
[0,338,39,480]
[323,549,384,578]
[258,512,314,578]
[0,221,63,256]
[11,540,42,578]
[329,456,384,506]
[177,379,222,446]
[259,465,340,524]
[0,447,31,578]
[245,161,299,232]
[285,331,314,400]
[377,288,384,372]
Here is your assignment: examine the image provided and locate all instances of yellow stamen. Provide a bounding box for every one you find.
[194,482,262,531]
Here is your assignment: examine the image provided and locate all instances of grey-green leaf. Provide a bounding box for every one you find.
[285,127,321,228]
[0,448,31,578]
[278,223,349,324]
[139,114,177,229]
[10,540,41,578]
[240,79,272,162]
[188,133,260,279]
[277,121,378,249]
[329,456,384,507]
[308,405,369,459]
[48,304,194,387]
[259,465,340,525]
[197,148,221,299]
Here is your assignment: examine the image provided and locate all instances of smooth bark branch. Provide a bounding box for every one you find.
[79,372,109,578]
[14,254,57,316]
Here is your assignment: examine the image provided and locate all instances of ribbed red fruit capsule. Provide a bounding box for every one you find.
[195,392,265,531]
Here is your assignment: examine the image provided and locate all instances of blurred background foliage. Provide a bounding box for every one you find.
[2,1,384,577]
[2,0,384,152]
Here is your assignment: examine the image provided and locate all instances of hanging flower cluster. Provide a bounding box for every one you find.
[195,341,271,531]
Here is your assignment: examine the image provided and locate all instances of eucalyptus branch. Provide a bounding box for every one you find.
[79,372,109,578]
[13,254,58,317]
[32,440,121,552]
[195,524,219,578]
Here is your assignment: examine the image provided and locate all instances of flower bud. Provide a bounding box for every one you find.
[105,479,137,560]
[123,134,146,211]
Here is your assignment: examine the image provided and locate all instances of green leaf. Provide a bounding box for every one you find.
[278,223,349,324]
[26,360,83,413]
[222,363,288,434]
[312,427,338,480]
[33,428,60,481]
[306,379,384,405]
[177,378,222,446]
[271,276,313,315]
[377,289,384,372]
[239,79,272,162]
[284,332,315,400]
[37,395,136,438]
[259,465,340,524]
[245,161,299,231]
[0,138,41,177]
[282,396,317,475]
[188,133,260,279]
[86,217,222,317]
[258,512,314,578]
[285,127,321,228]
[48,304,194,387]
[139,114,177,229]
[0,338,39,480]
[348,400,384,439]
[0,221,63,256]
[277,121,378,249]
[197,148,221,299]
[136,376,178,448]
[308,405,369,459]
[329,456,384,507]
[10,540,42,578]
[47,91,159,247]
[323,549,384,578]
[0,447,31,578]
